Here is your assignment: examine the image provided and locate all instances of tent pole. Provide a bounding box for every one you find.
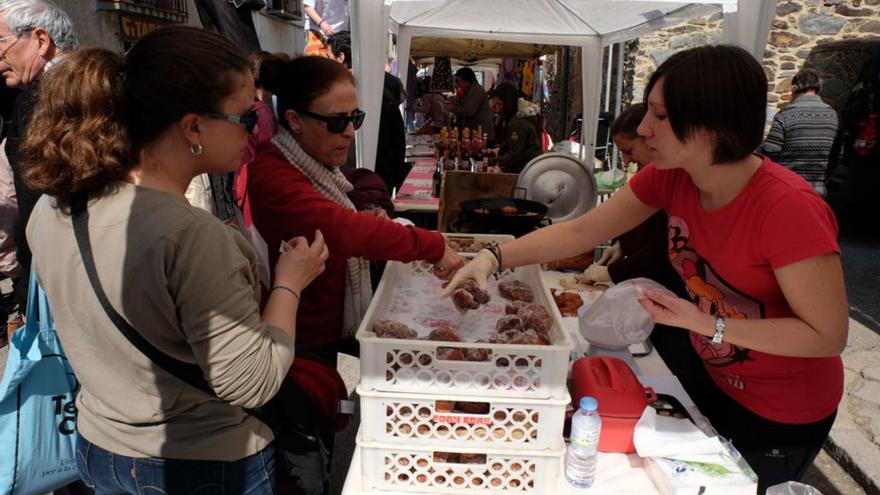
[604,45,613,113]
[611,42,624,170]
[560,47,570,142]
[581,40,603,166]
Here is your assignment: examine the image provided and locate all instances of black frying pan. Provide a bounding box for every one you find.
[460,197,549,234]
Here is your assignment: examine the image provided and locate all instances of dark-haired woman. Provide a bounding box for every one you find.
[488,82,542,173]
[443,45,846,493]
[23,26,328,494]
[582,103,709,397]
[247,56,464,491]
[451,67,494,143]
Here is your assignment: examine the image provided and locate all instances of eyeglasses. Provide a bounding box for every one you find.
[201,108,258,133]
[0,34,20,57]
[299,108,365,134]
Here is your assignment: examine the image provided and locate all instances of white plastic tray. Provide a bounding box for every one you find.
[358,386,569,451]
[358,433,564,494]
[356,262,574,399]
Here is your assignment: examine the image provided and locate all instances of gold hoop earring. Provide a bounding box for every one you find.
[190,142,203,156]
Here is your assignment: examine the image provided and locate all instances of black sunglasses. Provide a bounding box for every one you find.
[201,108,258,133]
[298,108,365,133]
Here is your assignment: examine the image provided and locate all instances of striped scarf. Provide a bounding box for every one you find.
[272,128,372,337]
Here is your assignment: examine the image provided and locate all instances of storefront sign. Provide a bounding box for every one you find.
[119,14,164,43]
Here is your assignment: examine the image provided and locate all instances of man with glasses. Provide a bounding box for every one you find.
[0,0,77,314]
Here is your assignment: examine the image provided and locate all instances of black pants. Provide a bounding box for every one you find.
[650,326,834,493]
[686,364,834,493]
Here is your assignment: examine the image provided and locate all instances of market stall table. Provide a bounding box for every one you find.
[340,267,737,494]
[393,157,439,213]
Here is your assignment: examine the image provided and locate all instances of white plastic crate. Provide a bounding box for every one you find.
[358,386,568,451]
[358,434,563,494]
[442,233,514,254]
[356,262,573,400]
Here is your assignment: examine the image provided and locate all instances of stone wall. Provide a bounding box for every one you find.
[632,0,880,121]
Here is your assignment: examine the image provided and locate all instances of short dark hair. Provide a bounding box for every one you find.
[792,68,822,95]
[610,103,646,139]
[643,44,766,164]
[262,56,355,133]
[490,82,519,122]
[328,31,352,68]
[455,67,477,84]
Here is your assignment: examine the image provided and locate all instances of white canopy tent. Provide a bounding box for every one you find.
[351,0,776,171]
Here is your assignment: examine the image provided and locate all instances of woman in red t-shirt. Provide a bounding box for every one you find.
[445,45,846,493]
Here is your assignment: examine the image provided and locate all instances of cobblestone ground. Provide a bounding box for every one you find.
[826,319,880,495]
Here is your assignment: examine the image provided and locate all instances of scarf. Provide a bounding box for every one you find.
[272,128,372,338]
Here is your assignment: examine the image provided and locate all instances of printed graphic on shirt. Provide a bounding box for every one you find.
[667,215,765,390]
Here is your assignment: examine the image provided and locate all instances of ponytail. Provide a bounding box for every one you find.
[23,48,133,209]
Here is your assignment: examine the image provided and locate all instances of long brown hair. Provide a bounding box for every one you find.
[23,26,250,209]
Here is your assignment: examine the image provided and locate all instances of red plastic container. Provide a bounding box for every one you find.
[571,356,656,453]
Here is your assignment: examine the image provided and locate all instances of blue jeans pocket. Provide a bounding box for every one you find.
[74,436,96,489]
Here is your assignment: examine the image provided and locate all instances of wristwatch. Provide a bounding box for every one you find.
[711,316,725,344]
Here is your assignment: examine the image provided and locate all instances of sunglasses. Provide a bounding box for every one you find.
[299,108,365,134]
[201,108,258,133]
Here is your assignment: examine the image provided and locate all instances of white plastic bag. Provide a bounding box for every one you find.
[766,482,823,495]
[595,167,626,189]
[578,278,673,349]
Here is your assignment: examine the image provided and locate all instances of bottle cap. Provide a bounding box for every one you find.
[579,396,598,411]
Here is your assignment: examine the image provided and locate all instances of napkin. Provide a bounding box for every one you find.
[633,406,726,461]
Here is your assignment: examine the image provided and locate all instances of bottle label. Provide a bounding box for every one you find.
[571,428,599,449]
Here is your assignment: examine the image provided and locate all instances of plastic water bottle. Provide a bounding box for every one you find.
[565,396,601,488]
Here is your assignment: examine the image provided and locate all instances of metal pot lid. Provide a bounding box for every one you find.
[515,152,598,223]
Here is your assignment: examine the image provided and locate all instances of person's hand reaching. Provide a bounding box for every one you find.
[432,243,466,280]
[580,263,611,284]
[596,241,621,265]
[439,249,498,297]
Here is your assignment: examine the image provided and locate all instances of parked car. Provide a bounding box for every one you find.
[805,38,880,217]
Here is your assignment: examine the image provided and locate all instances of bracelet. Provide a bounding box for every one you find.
[272,285,300,302]
[487,245,503,273]
[318,19,326,28]
[711,316,725,344]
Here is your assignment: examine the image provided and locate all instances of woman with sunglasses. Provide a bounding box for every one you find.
[249,56,463,359]
[247,56,463,483]
[22,27,328,493]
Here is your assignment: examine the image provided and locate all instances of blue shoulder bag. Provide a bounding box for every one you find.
[0,268,79,494]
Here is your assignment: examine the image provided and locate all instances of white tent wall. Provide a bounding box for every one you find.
[396,28,413,93]
[351,0,391,170]
[353,0,774,172]
[580,39,605,160]
[722,0,776,61]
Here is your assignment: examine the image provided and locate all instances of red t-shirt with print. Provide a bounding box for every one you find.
[629,157,843,424]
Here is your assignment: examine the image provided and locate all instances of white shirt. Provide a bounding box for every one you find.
[303,0,349,33]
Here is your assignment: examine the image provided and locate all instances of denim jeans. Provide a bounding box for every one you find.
[75,435,276,495]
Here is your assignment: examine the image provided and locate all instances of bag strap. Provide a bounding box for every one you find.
[70,200,215,396]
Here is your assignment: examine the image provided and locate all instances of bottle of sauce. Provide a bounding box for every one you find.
[443,150,454,171]
[432,158,443,197]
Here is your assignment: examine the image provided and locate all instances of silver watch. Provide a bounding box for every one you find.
[711,316,725,344]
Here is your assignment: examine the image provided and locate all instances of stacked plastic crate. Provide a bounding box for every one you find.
[355,235,573,494]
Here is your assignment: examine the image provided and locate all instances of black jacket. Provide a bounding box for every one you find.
[6,81,40,313]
